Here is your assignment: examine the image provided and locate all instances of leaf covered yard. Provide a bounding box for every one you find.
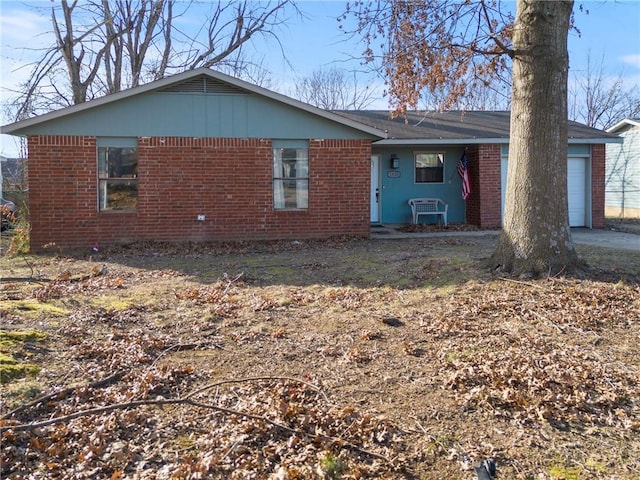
[1,236,639,479]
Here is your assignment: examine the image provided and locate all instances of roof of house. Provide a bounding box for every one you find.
[0,67,621,145]
[607,118,640,133]
[0,68,387,139]
[334,110,622,145]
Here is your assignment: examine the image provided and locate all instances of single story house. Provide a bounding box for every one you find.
[0,68,621,251]
[605,118,640,218]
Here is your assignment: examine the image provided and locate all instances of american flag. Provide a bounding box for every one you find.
[457,152,471,200]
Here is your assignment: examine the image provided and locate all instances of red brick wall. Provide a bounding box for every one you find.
[465,144,502,229]
[465,143,607,230]
[591,144,605,229]
[28,136,99,250]
[27,136,372,250]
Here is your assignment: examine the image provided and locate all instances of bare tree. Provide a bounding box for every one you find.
[569,52,640,130]
[217,56,275,89]
[567,52,640,219]
[345,0,579,276]
[99,0,172,93]
[51,1,113,105]
[293,67,377,110]
[10,0,296,119]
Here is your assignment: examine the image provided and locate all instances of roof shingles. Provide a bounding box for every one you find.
[334,110,620,144]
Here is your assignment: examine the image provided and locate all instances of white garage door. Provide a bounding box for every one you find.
[501,157,589,227]
[567,158,587,227]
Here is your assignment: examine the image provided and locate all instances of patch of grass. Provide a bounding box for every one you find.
[0,329,47,384]
[425,433,458,455]
[444,347,479,364]
[0,330,47,348]
[89,295,135,311]
[2,380,42,409]
[585,459,607,473]
[0,352,40,383]
[174,434,197,450]
[317,452,345,480]
[548,464,581,480]
[576,245,640,279]
[2,299,69,317]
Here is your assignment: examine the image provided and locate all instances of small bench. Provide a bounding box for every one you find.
[408,198,448,226]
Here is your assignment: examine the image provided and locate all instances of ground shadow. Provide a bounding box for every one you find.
[2,231,639,288]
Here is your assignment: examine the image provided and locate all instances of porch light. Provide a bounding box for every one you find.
[390,154,399,169]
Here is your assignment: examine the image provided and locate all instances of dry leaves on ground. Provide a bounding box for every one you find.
[1,236,639,479]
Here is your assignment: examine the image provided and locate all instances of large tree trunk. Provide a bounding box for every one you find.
[491,0,579,277]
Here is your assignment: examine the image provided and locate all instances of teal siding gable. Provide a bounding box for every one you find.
[17,92,377,140]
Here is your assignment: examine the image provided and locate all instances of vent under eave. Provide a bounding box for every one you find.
[159,75,248,94]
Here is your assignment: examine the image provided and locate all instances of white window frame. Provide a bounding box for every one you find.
[273,141,309,210]
[97,138,138,212]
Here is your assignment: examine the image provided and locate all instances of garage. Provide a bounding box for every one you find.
[501,156,590,227]
[567,157,588,227]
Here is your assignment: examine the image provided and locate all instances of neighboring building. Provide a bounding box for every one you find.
[0,155,5,199]
[606,119,640,218]
[0,68,621,251]
[0,156,28,192]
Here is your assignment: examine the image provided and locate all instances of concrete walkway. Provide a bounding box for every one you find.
[371,225,640,252]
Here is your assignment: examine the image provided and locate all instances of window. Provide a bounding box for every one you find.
[415,152,444,183]
[273,144,309,209]
[98,143,138,211]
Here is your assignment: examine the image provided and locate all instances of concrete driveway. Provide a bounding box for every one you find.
[371,226,640,252]
[570,228,640,252]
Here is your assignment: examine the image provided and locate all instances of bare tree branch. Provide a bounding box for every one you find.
[1,370,126,420]
[293,67,378,110]
[189,1,293,70]
[6,0,295,120]
[0,376,387,461]
[52,0,117,104]
[569,51,640,130]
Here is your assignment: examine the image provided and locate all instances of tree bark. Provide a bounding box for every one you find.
[491,0,579,277]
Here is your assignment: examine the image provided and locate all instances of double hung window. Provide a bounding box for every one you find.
[273,142,309,209]
[97,139,138,211]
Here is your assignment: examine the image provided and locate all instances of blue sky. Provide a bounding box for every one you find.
[279,1,640,83]
[1,0,639,156]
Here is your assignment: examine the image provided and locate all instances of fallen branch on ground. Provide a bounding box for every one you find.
[2,370,126,420]
[0,376,388,461]
[184,375,330,403]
